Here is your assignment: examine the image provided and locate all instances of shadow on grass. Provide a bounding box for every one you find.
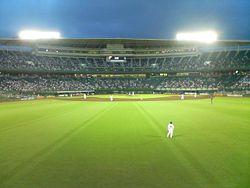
[146,135,164,138]
[146,134,183,139]
[173,134,183,138]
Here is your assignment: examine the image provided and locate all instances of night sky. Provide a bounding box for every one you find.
[0,0,249,40]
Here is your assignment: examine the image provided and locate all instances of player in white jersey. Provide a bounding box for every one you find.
[110,95,113,101]
[181,94,184,100]
[167,121,175,139]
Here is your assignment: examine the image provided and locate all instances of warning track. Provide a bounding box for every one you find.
[56,95,210,102]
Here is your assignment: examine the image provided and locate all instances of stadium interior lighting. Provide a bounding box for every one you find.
[176,31,218,43]
[18,30,61,40]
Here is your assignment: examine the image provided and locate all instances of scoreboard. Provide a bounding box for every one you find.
[106,56,127,63]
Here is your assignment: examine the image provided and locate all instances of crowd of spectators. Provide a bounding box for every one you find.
[0,49,249,93]
[0,74,160,92]
[229,74,250,89]
[0,49,249,73]
[156,77,219,89]
[0,73,249,93]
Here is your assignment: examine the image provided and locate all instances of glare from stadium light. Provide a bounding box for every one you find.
[19,30,61,40]
[176,31,218,43]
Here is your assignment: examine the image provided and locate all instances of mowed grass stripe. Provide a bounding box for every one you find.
[136,100,221,187]
[135,102,209,188]
[137,98,250,187]
[0,98,249,188]
[0,100,85,132]
[8,102,200,188]
[0,101,116,187]
[0,100,69,119]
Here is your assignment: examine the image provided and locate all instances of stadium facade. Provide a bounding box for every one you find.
[0,38,249,99]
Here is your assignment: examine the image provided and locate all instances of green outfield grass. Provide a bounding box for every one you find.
[0,97,249,188]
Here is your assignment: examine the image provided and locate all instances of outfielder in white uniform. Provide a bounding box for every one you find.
[181,94,184,100]
[167,121,175,138]
[110,95,113,101]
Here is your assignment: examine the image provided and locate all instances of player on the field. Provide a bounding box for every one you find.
[181,94,184,100]
[167,121,175,139]
[110,95,113,101]
[210,94,214,104]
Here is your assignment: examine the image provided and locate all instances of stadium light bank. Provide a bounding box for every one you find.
[18,30,61,40]
[176,31,218,43]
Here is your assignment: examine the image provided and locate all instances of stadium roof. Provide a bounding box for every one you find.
[0,38,250,49]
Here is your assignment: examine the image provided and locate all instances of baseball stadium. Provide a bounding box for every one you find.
[0,38,249,188]
[1,1,250,188]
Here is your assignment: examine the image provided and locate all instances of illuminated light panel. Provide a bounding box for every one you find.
[176,31,218,43]
[19,30,61,40]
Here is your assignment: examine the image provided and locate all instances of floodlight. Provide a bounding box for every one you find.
[176,31,218,43]
[19,30,61,40]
